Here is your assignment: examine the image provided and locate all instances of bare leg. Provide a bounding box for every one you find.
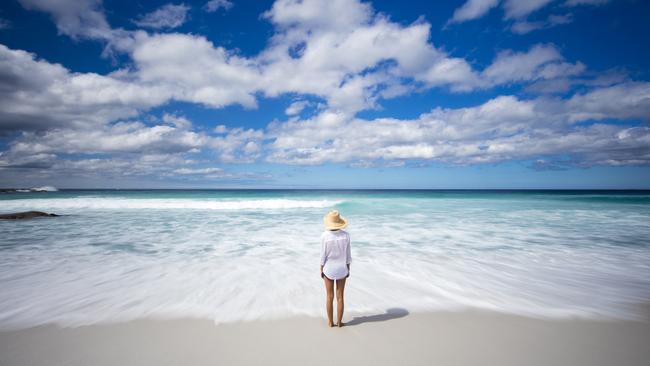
[323,277,334,327]
[335,278,346,327]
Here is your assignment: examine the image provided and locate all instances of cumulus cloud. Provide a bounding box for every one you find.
[565,0,610,6]
[511,13,572,34]
[0,33,262,134]
[0,44,168,133]
[264,82,650,167]
[481,44,585,85]
[7,0,587,121]
[448,0,610,34]
[258,0,484,106]
[208,127,265,163]
[133,3,191,30]
[7,121,205,156]
[502,0,554,19]
[448,0,556,25]
[15,0,139,56]
[203,0,233,12]
[17,0,112,39]
[173,167,223,174]
[1,153,182,180]
[0,152,267,186]
[161,113,192,129]
[565,82,650,122]
[131,33,260,108]
[285,100,310,116]
[263,0,372,32]
[2,0,649,186]
[0,115,267,184]
[448,0,501,24]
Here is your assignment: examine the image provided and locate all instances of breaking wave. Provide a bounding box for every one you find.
[0,197,343,212]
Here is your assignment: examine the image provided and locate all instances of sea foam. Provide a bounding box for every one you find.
[0,190,649,330]
[0,197,342,212]
[29,186,58,192]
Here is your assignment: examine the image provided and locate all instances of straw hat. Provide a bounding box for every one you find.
[323,210,348,230]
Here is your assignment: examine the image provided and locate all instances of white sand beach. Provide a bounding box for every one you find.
[1,309,649,366]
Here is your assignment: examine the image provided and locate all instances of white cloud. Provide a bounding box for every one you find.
[258,2,482,108]
[503,0,554,19]
[162,113,192,129]
[448,0,501,23]
[511,13,572,34]
[15,0,139,58]
[3,0,649,185]
[525,78,573,94]
[448,0,609,34]
[208,127,265,163]
[17,0,112,39]
[265,82,650,167]
[8,121,205,156]
[131,33,260,108]
[0,152,267,185]
[0,114,269,183]
[263,0,372,32]
[482,44,584,85]
[565,82,650,122]
[9,0,586,119]
[447,0,557,26]
[173,167,223,174]
[510,20,545,34]
[134,3,191,30]
[214,125,228,134]
[203,0,233,12]
[3,81,650,180]
[565,0,610,6]
[0,44,169,133]
[285,100,309,116]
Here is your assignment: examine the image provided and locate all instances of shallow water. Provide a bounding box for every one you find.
[1,190,649,329]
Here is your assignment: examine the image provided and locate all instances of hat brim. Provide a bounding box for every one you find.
[324,216,348,230]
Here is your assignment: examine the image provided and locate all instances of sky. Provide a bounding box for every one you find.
[0,0,649,189]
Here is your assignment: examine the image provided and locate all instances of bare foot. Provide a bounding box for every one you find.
[337,322,345,327]
[328,322,335,327]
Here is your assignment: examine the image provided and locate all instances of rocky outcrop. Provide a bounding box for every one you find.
[0,211,59,220]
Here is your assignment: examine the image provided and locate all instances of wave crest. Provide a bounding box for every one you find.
[30,186,58,192]
[0,198,342,211]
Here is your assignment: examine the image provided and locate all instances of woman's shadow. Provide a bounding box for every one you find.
[345,307,409,326]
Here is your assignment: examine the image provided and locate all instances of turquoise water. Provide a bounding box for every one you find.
[1,190,649,329]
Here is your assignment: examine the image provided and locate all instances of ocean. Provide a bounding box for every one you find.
[1,190,649,329]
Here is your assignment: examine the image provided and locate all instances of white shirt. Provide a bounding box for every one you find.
[320,229,351,280]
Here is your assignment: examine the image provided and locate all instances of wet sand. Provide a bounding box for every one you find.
[1,309,649,366]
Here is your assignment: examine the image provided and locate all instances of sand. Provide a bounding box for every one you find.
[1,309,649,366]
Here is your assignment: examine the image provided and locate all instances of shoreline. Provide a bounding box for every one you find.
[2,310,649,366]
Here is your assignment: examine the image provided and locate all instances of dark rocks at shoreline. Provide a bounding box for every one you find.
[1,187,58,193]
[0,211,59,220]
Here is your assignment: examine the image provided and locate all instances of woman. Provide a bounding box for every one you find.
[320,210,351,327]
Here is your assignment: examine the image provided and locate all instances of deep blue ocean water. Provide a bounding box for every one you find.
[1,189,649,329]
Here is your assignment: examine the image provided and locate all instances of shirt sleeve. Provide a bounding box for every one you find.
[346,234,352,264]
[320,236,327,266]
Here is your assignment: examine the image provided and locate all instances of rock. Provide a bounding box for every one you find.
[0,211,59,220]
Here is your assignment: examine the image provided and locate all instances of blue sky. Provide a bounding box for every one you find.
[0,0,649,189]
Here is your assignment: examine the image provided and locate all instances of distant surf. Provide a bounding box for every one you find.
[0,197,342,212]
[30,186,58,192]
[1,186,58,193]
